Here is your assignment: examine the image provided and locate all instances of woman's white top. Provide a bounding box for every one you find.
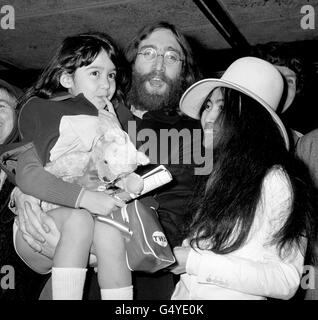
[172,167,305,300]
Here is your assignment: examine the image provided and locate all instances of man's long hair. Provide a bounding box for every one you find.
[125,21,200,91]
[186,88,318,263]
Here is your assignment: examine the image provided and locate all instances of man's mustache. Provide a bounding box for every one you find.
[140,71,169,84]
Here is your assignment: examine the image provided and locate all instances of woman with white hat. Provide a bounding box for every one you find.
[170,57,318,300]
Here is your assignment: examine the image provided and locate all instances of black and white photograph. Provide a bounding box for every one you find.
[0,0,318,312]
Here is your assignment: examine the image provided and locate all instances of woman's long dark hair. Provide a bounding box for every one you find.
[186,88,318,263]
[20,32,129,106]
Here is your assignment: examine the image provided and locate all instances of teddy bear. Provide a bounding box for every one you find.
[41,114,149,209]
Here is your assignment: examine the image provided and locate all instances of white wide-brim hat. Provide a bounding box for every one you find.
[180,57,290,150]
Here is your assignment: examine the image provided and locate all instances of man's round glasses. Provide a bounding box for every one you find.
[137,47,183,65]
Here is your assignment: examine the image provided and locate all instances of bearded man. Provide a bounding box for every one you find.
[104,22,201,299]
[115,22,202,299]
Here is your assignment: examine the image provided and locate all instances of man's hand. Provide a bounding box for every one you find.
[16,202,61,259]
[13,187,61,259]
[170,246,191,275]
[12,187,44,242]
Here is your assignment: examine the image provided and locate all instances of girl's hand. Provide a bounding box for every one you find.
[170,246,191,275]
[99,98,122,129]
[79,190,125,216]
[98,98,127,145]
[103,97,116,115]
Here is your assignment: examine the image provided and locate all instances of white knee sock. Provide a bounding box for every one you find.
[52,267,87,300]
[100,285,133,300]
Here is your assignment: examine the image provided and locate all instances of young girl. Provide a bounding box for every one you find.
[14,33,137,300]
[171,57,318,300]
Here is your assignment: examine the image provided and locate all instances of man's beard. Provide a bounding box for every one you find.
[127,69,186,113]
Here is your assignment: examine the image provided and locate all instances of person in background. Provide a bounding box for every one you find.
[296,128,318,300]
[250,42,309,148]
[0,79,47,300]
[0,79,20,145]
[252,42,318,301]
